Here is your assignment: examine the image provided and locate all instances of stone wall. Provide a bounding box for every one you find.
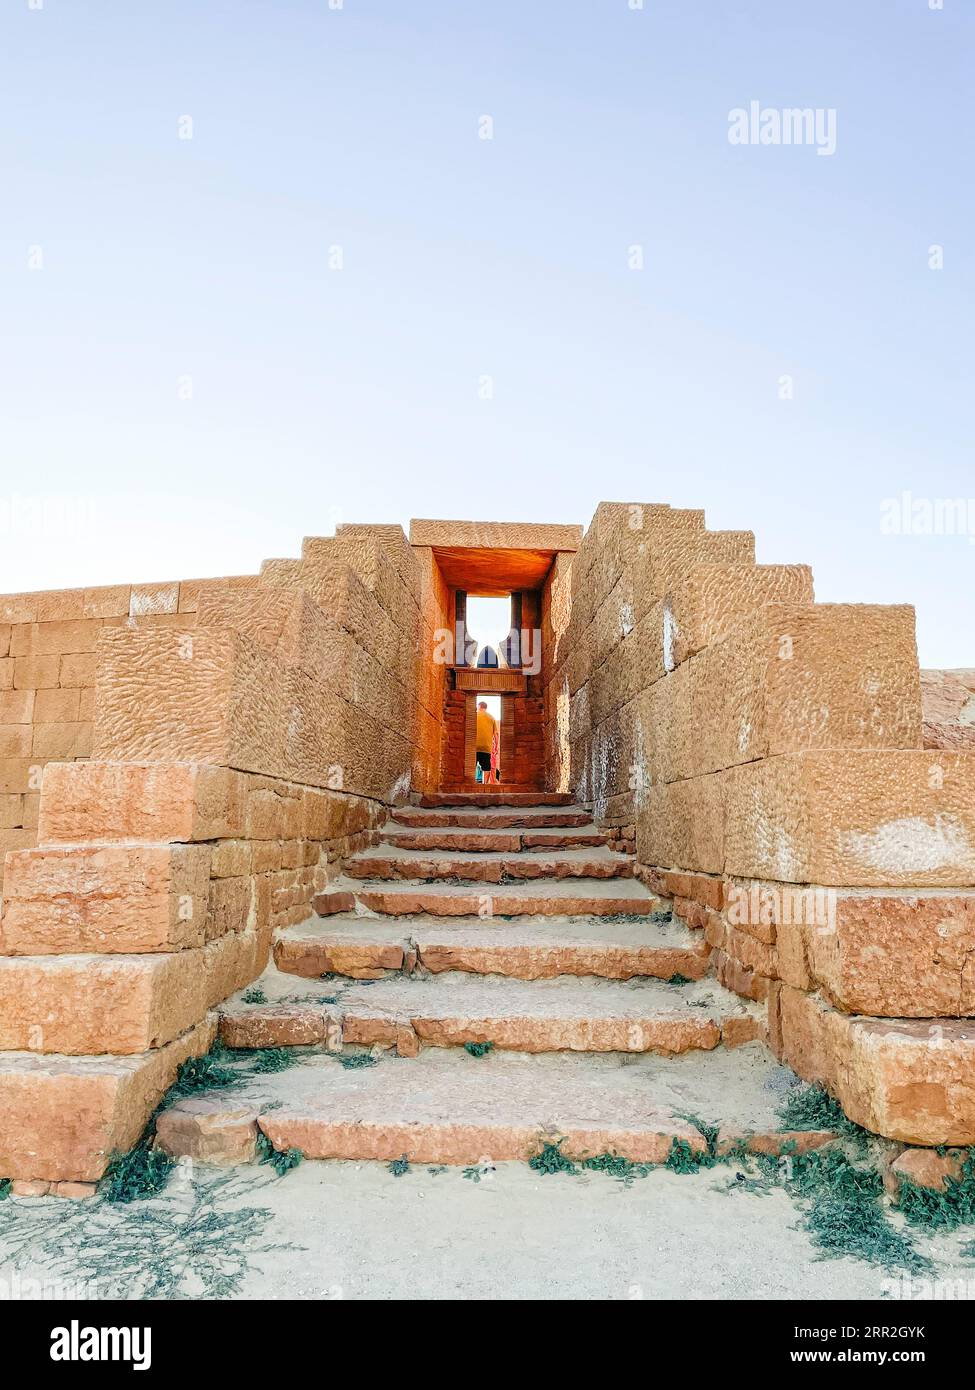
[0,575,258,891]
[566,501,975,1146]
[0,523,431,1185]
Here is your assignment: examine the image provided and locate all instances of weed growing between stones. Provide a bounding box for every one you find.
[255,1132,303,1177]
[101,1043,309,1204]
[666,974,691,986]
[387,1155,411,1177]
[778,1082,867,1150]
[678,1113,722,1161]
[788,1147,929,1272]
[518,1087,946,1275]
[463,1041,494,1057]
[580,1153,653,1185]
[462,1164,496,1183]
[712,1084,935,1272]
[529,1140,579,1175]
[167,1051,241,1101]
[0,1179,10,1201]
[241,986,267,1004]
[103,1144,175,1205]
[249,1047,301,1074]
[665,1140,704,1174]
[898,1153,975,1232]
[649,910,673,925]
[338,1052,378,1070]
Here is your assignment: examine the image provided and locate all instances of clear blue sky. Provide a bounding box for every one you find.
[1,0,971,665]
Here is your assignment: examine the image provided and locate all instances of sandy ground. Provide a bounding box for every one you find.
[4,1158,975,1301]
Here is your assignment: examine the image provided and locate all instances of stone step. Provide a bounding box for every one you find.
[157,1047,834,1167]
[273,914,710,982]
[382,825,608,852]
[319,874,656,918]
[419,792,576,808]
[343,844,634,883]
[219,970,763,1055]
[391,807,592,830]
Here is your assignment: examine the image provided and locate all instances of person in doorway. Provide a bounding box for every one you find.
[475,700,497,784]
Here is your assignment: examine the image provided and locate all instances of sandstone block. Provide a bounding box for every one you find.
[34,590,85,622]
[636,772,726,875]
[14,655,60,689]
[33,687,81,722]
[31,721,92,759]
[695,604,922,777]
[726,750,975,886]
[0,1015,216,1181]
[0,843,211,953]
[0,952,208,1053]
[10,618,103,657]
[83,585,131,619]
[54,1181,98,1199]
[775,984,975,1145]
[130,582,179,617]
[58,652,96,686]
[0,689,34,723]
[666,563,815,667]
[0,724,31,757]
[37,761,248,844]
[154,1096,259,1166]
[889,1147,966,1195]
[755,885,975,1016]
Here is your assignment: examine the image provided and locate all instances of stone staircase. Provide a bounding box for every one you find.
[190,795,810,1168]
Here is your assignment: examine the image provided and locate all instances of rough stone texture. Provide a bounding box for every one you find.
[774,984,975,1145]
[273,916,710,983]
[661,870,725,911]
[350,877,654,918]
[665,563,815,667]
[154,1095,260,1166]
[725,750,975,887]
[694,603,922,776]
[36,761,248,844]
[765,886,975,1017]
[385,828,524,852]
[637,773,726,875]
[922,670,975,751]
[275,928,407,979]
[409,520,583,551]
[219,1002,341,1049]
[164,1045,838,1168]
[93,626,413,805]
[391,807,591,829]
[888,1147,966,1195]
[344,846,633,883]
[413,923,709,982]
[0,843,211,954]
[311,890,357,916]
[0,1015,216,1182]
[10,1180,51,1196]
[0,952,208,1054]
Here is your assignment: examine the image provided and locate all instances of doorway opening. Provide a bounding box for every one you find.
[474,693,502,783]
[465,595,511,668]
